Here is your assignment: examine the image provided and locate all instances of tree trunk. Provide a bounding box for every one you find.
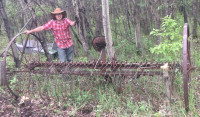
[140,2,151,35]
[183,1,188,23]
[102,0,115,61]
[192,0,198,38]
[125,0,133,36]
[149,0,162,44]
[72,0,92,60]
[26,0,52,61]
[0,0,20,67]
[132,0,143,54]
[166,0,172,16]
[94,0,103,36]
[0,60,5,85]
[0,20,1,35]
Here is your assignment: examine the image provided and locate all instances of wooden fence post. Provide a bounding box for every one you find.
[161,63,172,101]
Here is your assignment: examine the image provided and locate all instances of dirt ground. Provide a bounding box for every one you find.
[0,92,95,117]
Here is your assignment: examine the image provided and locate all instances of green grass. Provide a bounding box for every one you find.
[2,68,198,116]
[0,27,199,117]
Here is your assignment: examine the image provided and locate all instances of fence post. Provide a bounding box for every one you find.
[161,63,172,101]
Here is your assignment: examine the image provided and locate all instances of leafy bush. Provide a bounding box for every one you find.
[150,15,183,62]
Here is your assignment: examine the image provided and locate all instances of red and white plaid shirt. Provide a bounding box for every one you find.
[43,18,73,49]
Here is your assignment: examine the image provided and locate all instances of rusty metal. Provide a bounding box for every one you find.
[182,23,189,112]
[2,32,23,99]
[92,36,106,52]
[25,61,168,70]
[1,24,194,112]
[21,61,166,77]
[1,17,32,99]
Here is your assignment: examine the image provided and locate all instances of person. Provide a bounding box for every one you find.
[24,8,76,62]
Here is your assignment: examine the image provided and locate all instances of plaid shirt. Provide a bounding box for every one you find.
[43,18,73,49]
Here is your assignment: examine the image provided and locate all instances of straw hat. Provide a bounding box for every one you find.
[51,8,67,20]
[51,8,65,14]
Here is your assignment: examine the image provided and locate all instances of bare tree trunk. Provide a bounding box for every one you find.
[72,0,92,60]
[80,1,94,48]
[171,0,177,18]
[94,0,103,36]
[26,0,52,61]
[0,20,2,35]
[102,0,115,61]
[166,0,176,18]
[149,0,162,44]
[166,0,172,16]
[140,1,151,35]
[132,0,143,54]
[45,0,57,8]
[182,1,188,23]
[0,0,20,67]
[192,0,198,38]
[16,0,24,27]
[125,0,133,36]
[110,0,119,40]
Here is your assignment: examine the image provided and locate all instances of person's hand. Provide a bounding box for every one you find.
[70,21,76,26]
[24,30,32,35]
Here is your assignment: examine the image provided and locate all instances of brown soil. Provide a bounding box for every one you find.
[0,92,95,117]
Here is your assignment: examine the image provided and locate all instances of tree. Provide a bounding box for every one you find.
[102,0,115,61]
[132,0,143,54]
[192,0,198,38]
[149,0,162,44]
[94,0,103,36]
[25,0,52,61]
[72,0,92,60]
[0,0,20,67]
[1,0,198,63]
[0,18,2,35]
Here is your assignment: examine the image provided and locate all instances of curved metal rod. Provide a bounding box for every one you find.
[3,32,23,99]
[3,33,44,99]
[30,33,42,41]
[2,18,32,99]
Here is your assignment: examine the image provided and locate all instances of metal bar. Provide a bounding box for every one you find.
[183,23,189,112]
[25,61,168,70]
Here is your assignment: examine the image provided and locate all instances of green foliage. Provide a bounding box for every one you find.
[150,15,183,62]
[10,75,18,85]
[0,35,9,53]
[5,0,18,19]
[1,1,200,116]
[191,39,200,67]
[78,57,88,62]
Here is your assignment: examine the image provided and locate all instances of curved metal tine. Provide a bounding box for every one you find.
[123,61,129,77]
[64,61,72,77]
[27,72,34,96]
[19,17,33,33]
[43,73,51,100]
[34,40,43,62]
[19,19,34,65]
[134,61,140,79]
[19,35,30,65]
[3,31,29,99]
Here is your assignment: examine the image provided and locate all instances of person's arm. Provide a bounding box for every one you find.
[66,18,76,26]
[24,26,45,34]
[70,21,76,26]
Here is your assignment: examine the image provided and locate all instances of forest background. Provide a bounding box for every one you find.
[0,0,199,116]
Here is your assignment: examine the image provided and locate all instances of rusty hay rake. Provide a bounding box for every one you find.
[0,23,194,112]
